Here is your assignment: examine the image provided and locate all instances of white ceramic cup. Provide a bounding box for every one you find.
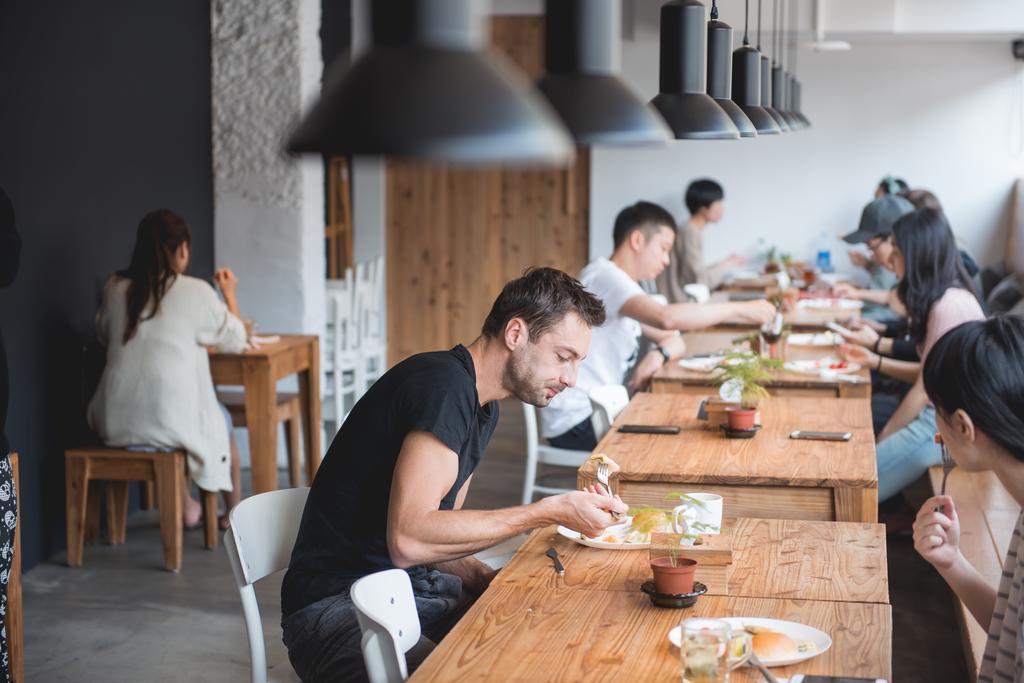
[672,493,724,536]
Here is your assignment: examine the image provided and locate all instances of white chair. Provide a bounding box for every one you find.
[682,283,711,303]
[324,273,360,438]
[521,403,590,505]
[224,487,310,683]
[354,257,387,393]
[350,569,421,683]
[588,385,630,441]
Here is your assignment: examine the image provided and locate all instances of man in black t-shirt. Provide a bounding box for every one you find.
[281,268,628,683]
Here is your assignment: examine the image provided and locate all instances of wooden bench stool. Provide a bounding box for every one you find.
[218,389,305,487]
[929,465,1021,682]
[65,447,218,572]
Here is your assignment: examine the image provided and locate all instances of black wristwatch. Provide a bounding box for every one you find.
[657,345,672,363]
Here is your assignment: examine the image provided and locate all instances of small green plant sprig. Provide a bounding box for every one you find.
[714,352,782,409]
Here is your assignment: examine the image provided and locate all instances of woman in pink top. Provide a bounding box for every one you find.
[841,209,984,501]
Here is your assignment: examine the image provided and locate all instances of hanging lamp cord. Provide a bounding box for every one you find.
[711,0,719,20]
[757,0,763,50]
[773,0,780,65]
[743,0,750,45]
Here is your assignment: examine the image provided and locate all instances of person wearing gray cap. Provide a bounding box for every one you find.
[833,195,916,321]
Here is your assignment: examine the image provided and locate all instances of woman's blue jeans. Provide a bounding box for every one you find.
[877,405,941,502]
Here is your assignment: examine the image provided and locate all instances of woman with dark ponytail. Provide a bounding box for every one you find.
[88,210,247,527]
[839,208,984,501]
[913,317,1024,682]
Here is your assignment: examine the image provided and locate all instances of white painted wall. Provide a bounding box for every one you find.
[212,0,325,467]
[212,0,325,335]
[590,38,1024,271]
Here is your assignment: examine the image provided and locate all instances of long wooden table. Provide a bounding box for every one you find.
[411,519,892,682]
[652,331,871,399]
[703,291,861,332]
[209,334,321,494]
[580,393,878,523]
[494,518,889,604]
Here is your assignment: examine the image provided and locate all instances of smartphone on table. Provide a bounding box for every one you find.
[790,430,852,442]
[618,425,680,435]
[789,676,887,683]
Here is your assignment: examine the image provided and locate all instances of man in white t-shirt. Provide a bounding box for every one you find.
[542,201,776,449]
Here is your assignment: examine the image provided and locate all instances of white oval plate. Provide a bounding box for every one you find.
[555,518,652,549]
[785,358,861,374]
[678,356,726,372]
[797,298,864,311]
[668,617,832,668]
[786,332,842,347]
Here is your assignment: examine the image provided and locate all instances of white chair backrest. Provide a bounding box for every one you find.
[224,487,310,683]
[350,569,421,683]
[520,402,590,504]
[589,385,630,441]
[683,283,711,303]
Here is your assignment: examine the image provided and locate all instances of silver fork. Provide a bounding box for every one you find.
[940,443,955,496]
[746,652,778,683]
[596,463,622,522]
[935,443,956,513]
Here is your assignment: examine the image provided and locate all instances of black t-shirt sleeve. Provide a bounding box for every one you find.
[395,364,476,456]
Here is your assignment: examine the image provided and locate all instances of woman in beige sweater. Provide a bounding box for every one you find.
[88,209,247,527]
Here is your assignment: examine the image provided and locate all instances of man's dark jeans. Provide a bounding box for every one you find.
[282,569,468,683]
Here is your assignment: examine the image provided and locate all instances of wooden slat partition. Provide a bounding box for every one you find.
[325,157,353,279]
[385,16,590,366]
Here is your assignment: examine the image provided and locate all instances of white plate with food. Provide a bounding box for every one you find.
[785,358,861,374]
[786,332,842,347]
[797,298,864,311]
[556,508,671,549]
[678,355,726,373]
[668,617,831,668]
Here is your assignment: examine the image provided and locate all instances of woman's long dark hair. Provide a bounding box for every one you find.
[924,317,1024,462]
[118,209,191,343]
[892,208,978,344]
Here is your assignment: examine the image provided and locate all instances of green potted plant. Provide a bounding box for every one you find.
[764,246,781,274]
[715,353,780,431]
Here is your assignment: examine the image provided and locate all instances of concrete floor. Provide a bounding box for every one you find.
[24,399,968,682]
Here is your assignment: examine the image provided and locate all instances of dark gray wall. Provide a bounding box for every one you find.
[0,1,214,569]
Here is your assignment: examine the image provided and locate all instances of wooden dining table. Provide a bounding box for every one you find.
[651,330,871,399]
[580,393,878,523]
[410,518,892,682]
[703,291,862,332]
[209,334,321,494]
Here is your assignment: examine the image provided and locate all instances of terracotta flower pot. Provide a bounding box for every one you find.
[726,407,757,431]
[650,556,698,595]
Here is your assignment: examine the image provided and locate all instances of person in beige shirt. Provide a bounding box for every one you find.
[88,209,247,528]
[655,179,745,302]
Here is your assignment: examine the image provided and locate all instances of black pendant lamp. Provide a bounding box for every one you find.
[786,74,805,129]
[652,0,740,140]
[287,0,573,163]
[773,0,801,129]
[730,0,780,135]
[706,1,756,138]
[787,2,812,128]
[759,0,789,132]
[537,0,670,145]
[793,78,811,127]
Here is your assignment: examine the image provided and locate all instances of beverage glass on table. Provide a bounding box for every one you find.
[679,618,751,683]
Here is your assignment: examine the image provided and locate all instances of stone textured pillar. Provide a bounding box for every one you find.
[211,0,324,336]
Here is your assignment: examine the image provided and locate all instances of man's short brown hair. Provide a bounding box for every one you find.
[481,267,605,342]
